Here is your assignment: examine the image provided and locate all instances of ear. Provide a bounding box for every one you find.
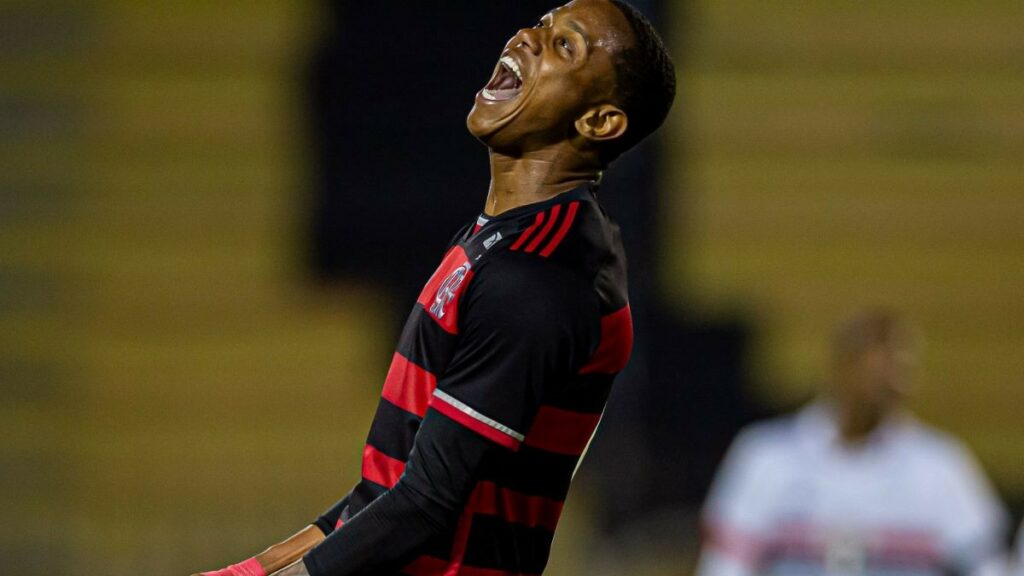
[575,104,628,143]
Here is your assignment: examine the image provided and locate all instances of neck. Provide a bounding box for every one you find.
[484,145,600,216]
[835,402,895,445]
[838,409,880,444]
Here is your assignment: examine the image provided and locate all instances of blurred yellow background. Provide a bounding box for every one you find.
[666,0,1024,496]
[1,1,1021,575]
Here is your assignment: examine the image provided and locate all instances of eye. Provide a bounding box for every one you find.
[558,37,573,54]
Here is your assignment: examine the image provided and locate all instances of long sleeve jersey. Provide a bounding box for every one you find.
[304,184,633,576]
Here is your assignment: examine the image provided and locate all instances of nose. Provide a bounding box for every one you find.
[508,27,541,57]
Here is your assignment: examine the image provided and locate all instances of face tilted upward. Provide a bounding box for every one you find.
[466,0,634,153]
[480,54,525,103]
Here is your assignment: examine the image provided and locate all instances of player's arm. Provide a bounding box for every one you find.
[300,409,493,575]
[254,526,326,574]
[191,525,325,576]
[191,483,353,575]
[269,559,309,576]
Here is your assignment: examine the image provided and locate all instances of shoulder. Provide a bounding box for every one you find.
[482,192,621,274]
[895,419,1003,506]
[704,413,804,524]
[898,421,1009,553]
[897,420,982,473]
[479,194,624,298]
[470,196,613,302]
[731,413,803,459]
[714,413,804,488]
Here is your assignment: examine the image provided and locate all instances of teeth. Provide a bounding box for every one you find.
[500,56,523,81]
[481,88,518,102]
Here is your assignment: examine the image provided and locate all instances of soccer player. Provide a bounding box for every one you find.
[193,1,675,575]
[696,309,1009,576]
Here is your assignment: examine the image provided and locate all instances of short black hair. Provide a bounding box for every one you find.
[603,0,676,164]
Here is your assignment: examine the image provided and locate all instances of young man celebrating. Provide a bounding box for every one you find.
[195,1,675,575]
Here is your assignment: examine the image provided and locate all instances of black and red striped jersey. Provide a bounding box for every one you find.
[313,184,632,576]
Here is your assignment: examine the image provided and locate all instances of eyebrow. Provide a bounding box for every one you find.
[565,19,592,49]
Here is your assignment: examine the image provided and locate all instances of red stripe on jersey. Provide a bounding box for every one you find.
[416,246,474,334]
[871,529,940,565]
[361,444,405,488]
[524,205,561,253]
[510,212,545,251]
[579,305,633,374]
[431,395,522,451]
[402,483,559,576]
[523,405,601,456]
[538,201,579,257]
[402,556,449,576]
[459,568,537,576]
[456,561,536,573]
[381,352,437,417]
[403,556,538,576]
[701,521,765,567]
[443,490,478,576]
[471,481,564,532]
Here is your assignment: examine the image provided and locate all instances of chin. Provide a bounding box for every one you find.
[465,106,490,141]
[466,106,515,150]
[466,97,563,155]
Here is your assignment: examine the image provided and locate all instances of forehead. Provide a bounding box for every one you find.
[550,0,634,53]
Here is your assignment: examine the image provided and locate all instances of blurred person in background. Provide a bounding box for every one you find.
[696,308,1009,576]
[191,1,675,576]
[1015,521,1024,576]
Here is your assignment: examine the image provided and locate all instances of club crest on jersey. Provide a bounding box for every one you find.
[430,263,471,319]
[417,245,475,334]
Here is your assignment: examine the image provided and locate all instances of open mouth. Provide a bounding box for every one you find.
[481,55,524,102]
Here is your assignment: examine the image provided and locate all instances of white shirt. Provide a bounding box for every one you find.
[1014,520,1024,576]
[697,402,1008,576]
